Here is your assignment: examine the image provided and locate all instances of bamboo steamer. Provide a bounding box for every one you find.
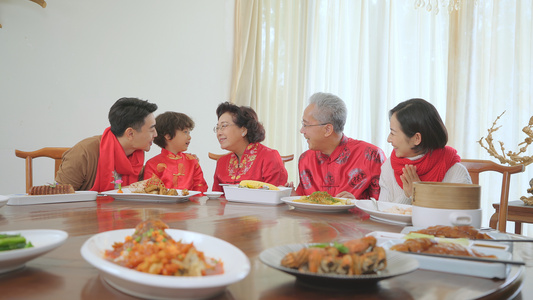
[412,182,481,209]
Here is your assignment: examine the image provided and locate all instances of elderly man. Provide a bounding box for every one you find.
[55,97,158,192]
[295,92,385,199]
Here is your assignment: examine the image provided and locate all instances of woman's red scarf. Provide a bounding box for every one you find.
[90,127,144,192]
[390,146,461,189]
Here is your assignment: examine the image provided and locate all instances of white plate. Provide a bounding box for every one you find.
[366,231,510,252]
[368,216,412,226]
[355,200,412,225]
[7,191,98,206]
[259,244,418,288]
[0,229,68,273]
[381,238,512,279]
[400,226,511,240]
[281,196,355,212]
[102,188,201,202]
[0,195,8,208]
[81,228,250,300]
[223,186,292,205]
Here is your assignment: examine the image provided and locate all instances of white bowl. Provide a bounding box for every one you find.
[0,229,68,273]
[223,186,292,205]
[204,191,224,199]
[81,228,250,300]
[412,206,482,228]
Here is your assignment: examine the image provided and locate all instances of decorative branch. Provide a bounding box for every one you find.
[478,111,533,167]
[521,179,533,205]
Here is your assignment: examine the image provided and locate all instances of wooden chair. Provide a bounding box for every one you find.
[15,147,70,193]
[208,152,294,164]
[461,159,525,233]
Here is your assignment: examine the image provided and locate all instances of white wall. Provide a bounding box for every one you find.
[0,0,235,194]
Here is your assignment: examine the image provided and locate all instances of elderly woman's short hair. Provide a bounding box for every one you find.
[216,102,265,143]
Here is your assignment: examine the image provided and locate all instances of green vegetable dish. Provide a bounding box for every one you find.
[0,234,34,251]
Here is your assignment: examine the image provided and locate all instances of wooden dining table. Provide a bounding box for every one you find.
[0,195,531,300]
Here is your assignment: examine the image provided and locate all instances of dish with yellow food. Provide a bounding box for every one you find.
[281,194,355,213]
[237,180,280,190]
[294,191,350,205]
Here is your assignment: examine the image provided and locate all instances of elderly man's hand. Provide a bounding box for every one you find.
[336,191,355,199]
[284,182,298,196]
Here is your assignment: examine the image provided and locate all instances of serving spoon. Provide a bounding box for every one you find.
[370,198,380,211]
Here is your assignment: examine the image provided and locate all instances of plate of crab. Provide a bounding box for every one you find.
[259,236,419,288]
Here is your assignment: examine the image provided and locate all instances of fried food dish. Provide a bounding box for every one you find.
[130,175,180,196]
[294,191,350,205]
[29,183,75,195]
[390,238,497,258]
[104,219,224,276]
[280,236,386,275]
[411,225,492,240]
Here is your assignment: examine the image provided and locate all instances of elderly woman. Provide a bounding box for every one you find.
[379,98,472,204]
[212,102,288,191]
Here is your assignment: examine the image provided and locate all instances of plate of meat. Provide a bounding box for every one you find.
[102,188,201,202]
[259,236,418,288]
[400,225,507,240]
[103,177,201,202]
[382,236,513,279]
[7,184,97,206]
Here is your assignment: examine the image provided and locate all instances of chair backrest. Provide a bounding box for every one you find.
[208,152,294,164]
[208,152,227,161]
[281,154,294,164]
[460,159,525,232]
[15,147,70,193]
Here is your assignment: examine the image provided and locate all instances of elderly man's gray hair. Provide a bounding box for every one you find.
[308,92,347,134]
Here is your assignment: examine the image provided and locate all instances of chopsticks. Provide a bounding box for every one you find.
[471,239,533,242]
[399,251,525,266]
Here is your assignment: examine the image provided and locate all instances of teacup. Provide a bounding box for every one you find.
[204,191,224,199]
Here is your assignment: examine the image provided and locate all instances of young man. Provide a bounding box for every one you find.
[55,97,158,192]
[295,92,385,199]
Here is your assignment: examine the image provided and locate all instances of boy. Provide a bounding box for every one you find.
[143,112,208,192]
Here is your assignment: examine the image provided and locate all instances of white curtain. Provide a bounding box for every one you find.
[231,0,533,234]
[231,0,450,181]
[231,0,312,183]
[447,0,533,234]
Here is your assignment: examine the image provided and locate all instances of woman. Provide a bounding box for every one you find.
[212,102,288,191]
[379,98,471,204]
